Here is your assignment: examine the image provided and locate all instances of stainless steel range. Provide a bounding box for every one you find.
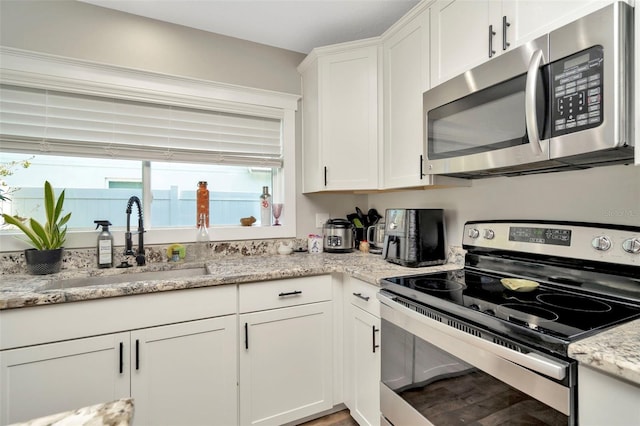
[379,220,640,426]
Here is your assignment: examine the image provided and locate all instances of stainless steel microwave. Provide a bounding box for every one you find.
[423,2,634,178]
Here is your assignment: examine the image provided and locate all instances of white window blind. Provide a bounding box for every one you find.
[0,84,283,167]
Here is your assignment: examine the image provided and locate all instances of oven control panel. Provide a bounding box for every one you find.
[463,221,640,266]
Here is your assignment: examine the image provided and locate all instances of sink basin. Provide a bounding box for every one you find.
[43,267,208,290]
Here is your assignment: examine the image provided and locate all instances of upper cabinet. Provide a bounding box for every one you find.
[299,41,380,193]
[431,0,620,86]
[430,0,501,87]
[382,5,431,189]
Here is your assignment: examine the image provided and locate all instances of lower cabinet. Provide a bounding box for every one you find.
[239,276,333,426]
[0,316,237,426]
[344,277,381,426]
[578,365,640,425]
[131,316,237,426]
[0,333,129,424]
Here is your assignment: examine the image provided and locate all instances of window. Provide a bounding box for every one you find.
[0,48,298,250]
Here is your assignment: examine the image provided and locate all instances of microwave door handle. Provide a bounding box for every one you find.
[525,49,544,155]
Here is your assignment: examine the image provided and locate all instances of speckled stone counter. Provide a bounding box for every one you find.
[0,248,464,310]
[568,319,640,386]
[10,398,133,426]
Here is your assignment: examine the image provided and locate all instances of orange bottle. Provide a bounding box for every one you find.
[196,181,209,228]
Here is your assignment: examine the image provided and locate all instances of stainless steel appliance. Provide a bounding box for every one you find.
[382,209,446,267]
[379,220,640,425]
[367,221,385,250]
[423,3,634,178]
[322,218,354,253]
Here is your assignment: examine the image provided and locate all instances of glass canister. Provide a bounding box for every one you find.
[196,181,209,228]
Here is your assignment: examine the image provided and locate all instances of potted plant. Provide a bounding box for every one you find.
[2,181,71,274]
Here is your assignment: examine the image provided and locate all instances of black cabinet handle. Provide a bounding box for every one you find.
[489,24,496,58]
[244,322,249,350]
[135,339,140,371]
[372,325,380,353]
[279,290,302,297]
[502,16,511,51]
[324,166,328,186]
[419,155,425,179]
[119,342,124,374]
[353,292,370,302]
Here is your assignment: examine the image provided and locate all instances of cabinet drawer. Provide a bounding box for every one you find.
[346,276,380,318]
[239,275,332,313]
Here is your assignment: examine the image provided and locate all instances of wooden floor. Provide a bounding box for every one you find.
[297,409,359,426]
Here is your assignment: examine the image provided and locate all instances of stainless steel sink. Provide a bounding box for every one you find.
[43,267,208,290]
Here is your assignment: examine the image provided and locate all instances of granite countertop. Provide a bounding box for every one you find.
[568,319,640,385]
[0,251,463,310]
[2,249,639,387]
[10,398,133,426]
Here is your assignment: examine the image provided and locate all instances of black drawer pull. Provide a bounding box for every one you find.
[135,339,140,370]
[353,292,370,302]
[279,290,302,297]
[119,342,124,374]
[373,325,380,353]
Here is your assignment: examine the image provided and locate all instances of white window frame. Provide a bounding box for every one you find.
[0,47,299,251]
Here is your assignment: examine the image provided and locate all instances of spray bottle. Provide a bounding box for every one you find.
[94,220,114,268]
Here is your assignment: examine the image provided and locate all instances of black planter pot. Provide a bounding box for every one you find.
[24,248,64,275]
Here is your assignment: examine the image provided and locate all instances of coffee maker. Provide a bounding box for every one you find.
[382,209,446,267]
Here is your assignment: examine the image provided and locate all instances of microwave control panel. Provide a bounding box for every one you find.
[550,46,603,136]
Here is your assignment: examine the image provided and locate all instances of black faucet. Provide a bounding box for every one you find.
[125,196,146,266]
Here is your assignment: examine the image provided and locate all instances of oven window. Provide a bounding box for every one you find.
[427,74,528,159]
[381,319,568,425]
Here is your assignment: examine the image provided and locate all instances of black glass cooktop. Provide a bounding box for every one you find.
[382,270,640,355]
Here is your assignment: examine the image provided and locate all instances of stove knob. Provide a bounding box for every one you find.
[468,228,480,239]
[591,236,612,251]
[622,238,640,254]
[483,229,495,240]
[469,304,480,311]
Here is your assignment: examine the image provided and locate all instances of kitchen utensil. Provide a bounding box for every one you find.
[355,207,368,227]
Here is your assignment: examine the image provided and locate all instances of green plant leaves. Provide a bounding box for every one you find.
[1,180,71,250]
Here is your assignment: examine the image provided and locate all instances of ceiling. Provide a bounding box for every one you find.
[78,0,421,54]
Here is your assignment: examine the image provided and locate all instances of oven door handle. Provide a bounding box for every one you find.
[378,293,567,381]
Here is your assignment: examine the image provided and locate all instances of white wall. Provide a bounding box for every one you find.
[368,164,640,245]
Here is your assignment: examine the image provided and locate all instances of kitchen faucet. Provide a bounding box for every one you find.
[125,196,146,266]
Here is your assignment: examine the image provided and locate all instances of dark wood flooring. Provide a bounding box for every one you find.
[297,409,359,426]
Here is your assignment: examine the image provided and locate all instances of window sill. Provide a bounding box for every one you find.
[0,223,296,252]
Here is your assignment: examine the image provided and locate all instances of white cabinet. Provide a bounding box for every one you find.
[578,365,640,425]
[382,6,431,189]
[0,317,237,426]
[344,277,381,426]
[0,333,129,424]
[131,317,237,426]
[299,41,380,192]
[430,0,500,86]
[239,276,333,426]
[430,0,615,87]
[0,285,238,426]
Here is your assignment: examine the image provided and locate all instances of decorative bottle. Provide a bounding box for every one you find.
[260,186,272,226]
[195,213,209,261]
[196,181,209,228]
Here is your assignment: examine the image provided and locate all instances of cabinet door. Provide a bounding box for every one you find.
[502,0,614,50]
[240,302,332,426]
[319,46,379,190]
[131,316,237,426]
[0,333,129,425]
[383,9,430,189]
[431,0,501,86]
[348,305,381,426]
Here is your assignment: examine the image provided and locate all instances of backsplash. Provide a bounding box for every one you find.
[0,240,465,275]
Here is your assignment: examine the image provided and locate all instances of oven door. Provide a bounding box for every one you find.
[423,36,552,177]
[379,292,575,426]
